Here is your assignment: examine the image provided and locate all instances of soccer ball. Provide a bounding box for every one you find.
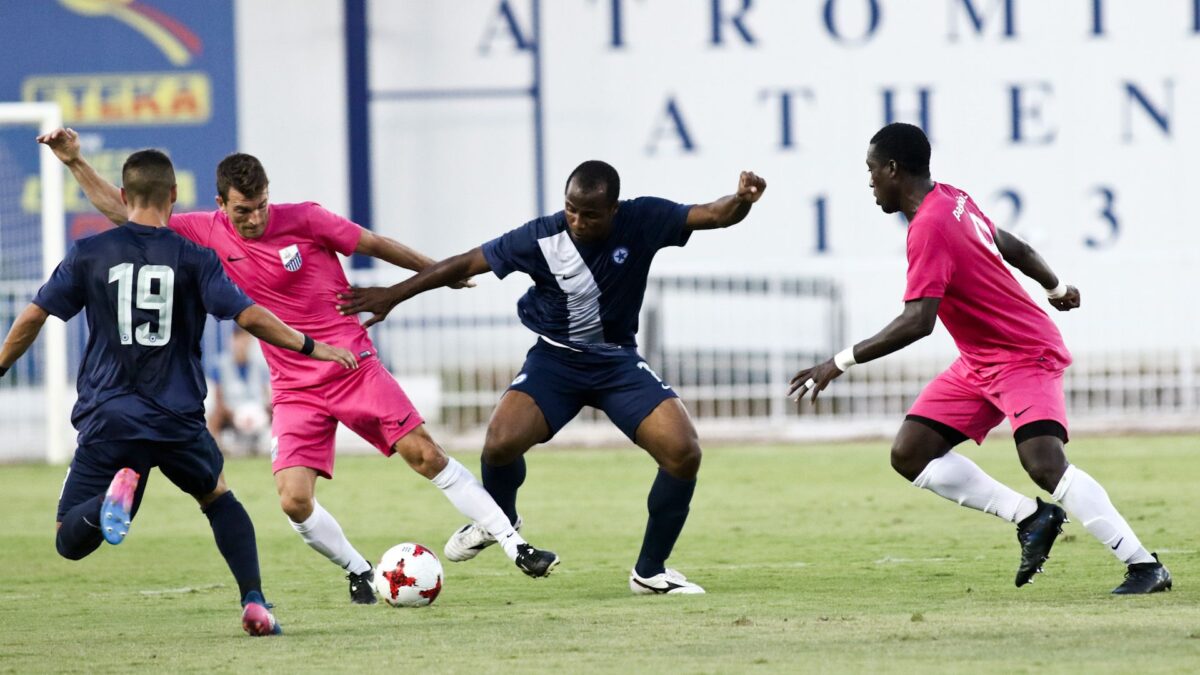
[373,542,444,607]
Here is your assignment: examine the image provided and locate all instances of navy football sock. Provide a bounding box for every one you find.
[634,469,696,578]
[203,491,262,601]
[56,494,105,560]
[481,456,526,525]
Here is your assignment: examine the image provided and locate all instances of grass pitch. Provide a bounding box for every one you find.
[0,435,1197,674]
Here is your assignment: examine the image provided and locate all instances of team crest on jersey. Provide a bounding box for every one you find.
[278,244,302,272]
[612,247,629,264]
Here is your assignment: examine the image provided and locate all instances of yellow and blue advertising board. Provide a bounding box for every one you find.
[1,0,236,264]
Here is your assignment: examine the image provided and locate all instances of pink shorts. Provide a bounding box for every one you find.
[908,357,1069,445]
[270,358,424,478]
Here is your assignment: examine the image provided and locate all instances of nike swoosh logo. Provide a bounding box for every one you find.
[561,272,579,280]
[226,255,246,262]
[632,577,687,594]
[1014,405,1034,419]
[1111,537,1124,551]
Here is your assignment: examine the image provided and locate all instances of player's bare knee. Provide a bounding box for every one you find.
[482,427,528,466]
[398,440,448,479]
[279,491,313,522]
[1022,455,1067,493]
[482,424,510,452]
[662,441,702,480]
[1016,431,1069,492]
[482,444,523,468]
[889,442,925,482]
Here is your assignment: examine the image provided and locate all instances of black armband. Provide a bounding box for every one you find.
[0,364,8,378]
[300,335,315,356]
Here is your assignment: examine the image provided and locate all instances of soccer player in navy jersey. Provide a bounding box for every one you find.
[338,161,766,594]
[0,149,358,635]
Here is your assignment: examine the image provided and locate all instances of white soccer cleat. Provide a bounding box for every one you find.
[629,567,706,595]
[443,516,522,562]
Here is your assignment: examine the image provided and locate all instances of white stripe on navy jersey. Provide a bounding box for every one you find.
[536,230,605,344]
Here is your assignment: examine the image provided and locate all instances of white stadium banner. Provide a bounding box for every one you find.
[351,1,1200,442]
[7,2,1198,461]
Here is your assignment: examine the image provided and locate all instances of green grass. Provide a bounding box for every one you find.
[1,435,1197,674]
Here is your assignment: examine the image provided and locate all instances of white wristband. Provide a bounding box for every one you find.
[1046,282,1068,300]
[834,347,857,372]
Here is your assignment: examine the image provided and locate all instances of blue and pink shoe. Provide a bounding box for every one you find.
[241,591,282,636]
[100,468,140,545]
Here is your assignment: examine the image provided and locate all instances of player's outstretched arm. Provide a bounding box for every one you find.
[788,298,939,404]
[685,171,767,231]
[354,230,476,289]
[336,247,492,328]
[994,228,1080,311]
[36,128,126,225]
[0,304,50,377]
[234,304,358,369]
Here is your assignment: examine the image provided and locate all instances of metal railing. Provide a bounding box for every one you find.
[3,273,1198,461]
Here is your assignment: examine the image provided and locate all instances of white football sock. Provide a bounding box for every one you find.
[431,458,526,561]
[289,500,372,574]
[912,451,1038,523]
[1052,465,1154,564]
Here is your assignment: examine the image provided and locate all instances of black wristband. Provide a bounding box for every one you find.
[0,364,8,378]
[300,335,315,356]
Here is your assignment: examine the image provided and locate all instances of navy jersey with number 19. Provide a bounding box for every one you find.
[32,222,254,444]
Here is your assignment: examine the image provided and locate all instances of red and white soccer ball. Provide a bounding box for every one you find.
[373,542,444,607]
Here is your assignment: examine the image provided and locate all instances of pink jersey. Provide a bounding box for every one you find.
[170,202,373,390]
[904,183,1071,370]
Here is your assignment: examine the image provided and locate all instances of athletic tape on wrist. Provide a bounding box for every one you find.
[834,347,857,372]
[1046,282,1068,299]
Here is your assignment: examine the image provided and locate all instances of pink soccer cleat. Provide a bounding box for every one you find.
[100,468,140,545]
[241,591,282,636]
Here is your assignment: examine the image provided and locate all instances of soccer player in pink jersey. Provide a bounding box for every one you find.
[39,128,559,604]
[789,123,1170,594]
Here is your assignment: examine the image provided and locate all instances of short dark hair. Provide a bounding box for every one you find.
[869,123,931,177]
[122,149,176,208]
[216,153,269,200]
[565,160,620,206]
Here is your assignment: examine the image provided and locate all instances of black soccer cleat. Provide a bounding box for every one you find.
[514,543,560,579]
[348,569,378,604]
[1015,497,1068,587]
[1112,553,1172,595]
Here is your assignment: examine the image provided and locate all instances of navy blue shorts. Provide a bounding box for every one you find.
[56,431,224,522]
[508,340,678,442]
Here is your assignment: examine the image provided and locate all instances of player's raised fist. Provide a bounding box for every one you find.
[1049,285,1080,312]
[36,127,82,165]
[736,171,766,203]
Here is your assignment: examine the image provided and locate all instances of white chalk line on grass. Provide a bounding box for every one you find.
[138,583,227,596]
[448,560,813,577]
[873,556,958,565]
